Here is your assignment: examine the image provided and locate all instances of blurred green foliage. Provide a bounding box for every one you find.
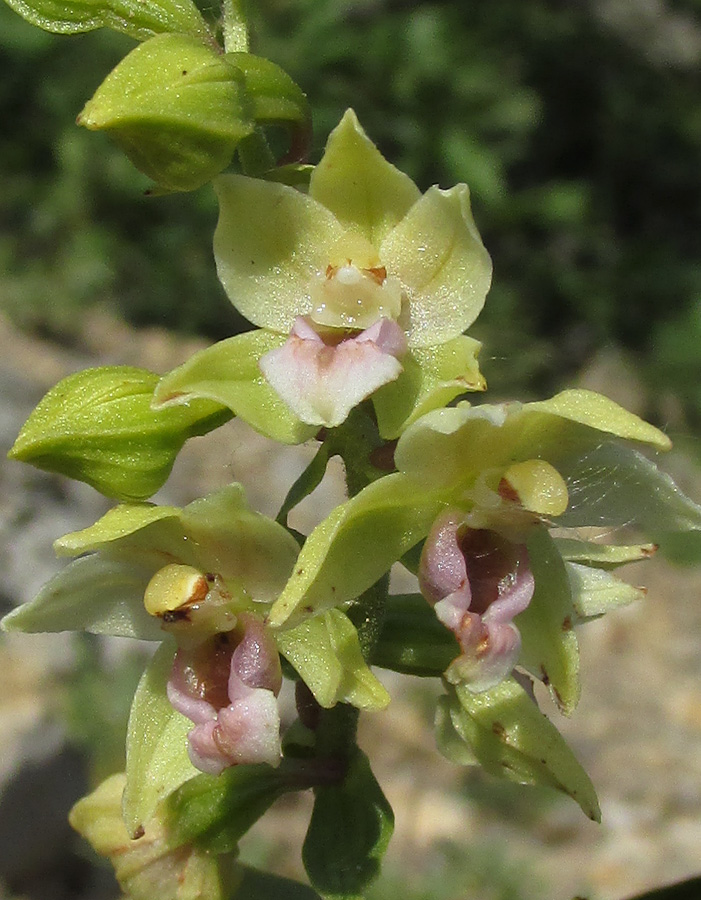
[1,0,700,415]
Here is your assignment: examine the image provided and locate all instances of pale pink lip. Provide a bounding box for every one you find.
[419,509,535,692]
[260,316,407,428]
[167,615,283,774]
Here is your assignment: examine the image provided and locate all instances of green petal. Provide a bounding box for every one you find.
[372,336,485,439]
[380,184,492,347]
[3,0,209,41]
[396,391,673,493]
[56,485,300,604]
[443,680,600,821]
[55,503,185,561]
[275,609,390,710]
[123,642,198,838]
[154,332,316,445]
[555,538,657,569]
[1,555,162,639]
[179,484,300,603]
[309,109,420,247]
[516,526,580,715]
[9,366,230,501]
[566,562,646,620]
[529,389,671,451]
[213,175,345,332]
[267,474,445,627]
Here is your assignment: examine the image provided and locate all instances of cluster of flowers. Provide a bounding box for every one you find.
[6,111,701,899]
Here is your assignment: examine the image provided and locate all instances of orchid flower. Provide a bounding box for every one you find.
[267,389,701,709]
[153,109,490,440]
[3,483,388,835]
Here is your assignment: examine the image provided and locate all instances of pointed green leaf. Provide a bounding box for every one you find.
[79,35,254,192]
[516,526,580,714]
[154,331,315,445]
[371,593,458,677]
[379,184,492,347]
[373,336,485,439]
[213,175,345,332]
[3,0,209,40]
[9,366,229,501]
[275,609,390,710]
[268,473,445,627]
[124,642,198,838]
[166,764,296,855]
[566,562,646,620]
[1,555,162,639]
[277,443,331,528]
[445,680,600,821]
[309,109,420,248]
[303,749,393,899]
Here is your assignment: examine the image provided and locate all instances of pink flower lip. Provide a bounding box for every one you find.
[259,316,407,428]
[167,615,283,774]
[419,509,535,692]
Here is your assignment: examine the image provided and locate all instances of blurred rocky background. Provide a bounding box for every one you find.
[1,1,701,898]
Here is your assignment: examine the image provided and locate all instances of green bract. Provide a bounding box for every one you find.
[2,0,209,40]
[8,366,230,501]
[70,773,241,900]
[79,34,254,192]
[154,109,491,436]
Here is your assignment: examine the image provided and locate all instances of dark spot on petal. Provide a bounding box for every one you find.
[562,616,572,631]
[540,666,550,686]
[296,568,304,576]
[132,825,145,840]
[182,70,188,76]
[492,721,506,739]
[498,477,521,504]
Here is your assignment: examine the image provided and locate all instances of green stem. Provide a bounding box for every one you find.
[221,0,249,53]
[309,410,391,765]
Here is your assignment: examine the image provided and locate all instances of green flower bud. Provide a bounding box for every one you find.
[3,0,210,42]
[9,366,230,500]
[78,34,254,192]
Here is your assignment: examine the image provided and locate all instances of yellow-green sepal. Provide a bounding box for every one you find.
[79,34,254,192]
[437,679,601,821]
[275,609,390,710]
[515,526,580,714]
[566,562,646,621]
[123,641,198,838]
[372,335,485,440]
[154,331,316,445]
[3,0,210,41]
[309,109,420,247]
[268,473,446,628]
[9,365,229,501]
